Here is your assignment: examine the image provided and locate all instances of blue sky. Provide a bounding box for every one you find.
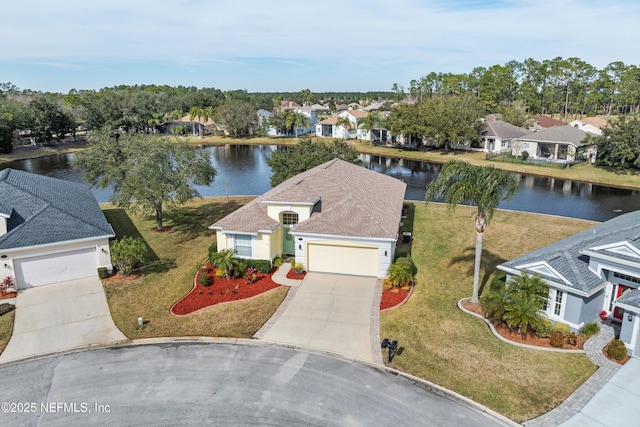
[1,0,639,93]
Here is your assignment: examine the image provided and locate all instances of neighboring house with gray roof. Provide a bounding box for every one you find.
[210,159,407,278]
[476,120,529,153]
[498,210,640,357]
[510,125,591,162]
[0,169,114,289]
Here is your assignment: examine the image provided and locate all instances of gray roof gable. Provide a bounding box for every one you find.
[0,169,114,250]
[483,121,528,140]
[499,210,640,295]
[517,125,590,146]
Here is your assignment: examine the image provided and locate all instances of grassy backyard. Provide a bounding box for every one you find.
[382,202,598,422]
[102,196,288,339]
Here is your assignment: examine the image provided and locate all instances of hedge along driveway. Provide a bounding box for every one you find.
[380,202,597,423]
[101,197,288,340]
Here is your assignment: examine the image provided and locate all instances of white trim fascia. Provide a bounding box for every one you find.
[212,223,279,235]
[219,231,259,237]
[581,250,640,269]
[589,241,640,258]
[518,138,578,146]
[0,234,114,254]
[261,199,320,206]
[0,212,10,219]
[615,302,640,315]
[497,264,604,297]
[588,257,640,279]
[515,260,573,286]
[292,231,397,243]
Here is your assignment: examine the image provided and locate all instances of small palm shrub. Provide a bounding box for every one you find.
[550,330,564,348]
[607,339,627,361]
[395,257,417,276]
[552,322,571,337]
[387,261,413,287]
[579,322,600,338]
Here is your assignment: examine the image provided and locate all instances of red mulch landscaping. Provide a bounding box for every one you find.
[171,266,283,316]
[460,298,586,349]
[380,286,412,311]
[286,269,306,280]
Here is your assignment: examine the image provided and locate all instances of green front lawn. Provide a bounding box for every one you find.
[0,310,15,354]
[102,196,288,339]
[381,203,598,422]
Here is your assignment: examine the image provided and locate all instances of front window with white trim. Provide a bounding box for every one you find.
[234,234,252,257]
[543,288,565,318]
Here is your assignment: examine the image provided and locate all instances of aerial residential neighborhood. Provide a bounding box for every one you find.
[2,1,640,426]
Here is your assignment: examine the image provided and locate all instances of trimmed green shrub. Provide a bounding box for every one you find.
[536,318,553,338]
[579,322,600,338]
[552,322,571,337]
[245,259,272,274]
[550,330,564,348]
[607,339,627,361]
[395,257,417,276]
[0,303,15,316]
[387,261,413,287]
[110,237,148,276]
[198,272,211,287]
[97,267,108,279]
[273,257,283,267]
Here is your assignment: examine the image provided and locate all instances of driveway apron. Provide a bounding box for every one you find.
[257,272,378,362]
[0,277,127,363]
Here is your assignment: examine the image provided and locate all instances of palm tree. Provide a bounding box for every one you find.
[285,110,309,138]
[503,293,544,337]
[210,249,239,280]
[359,111,385,144]
[426,160,519,304]
[508,271,548,303]
[335,116,355,139]
[189,106,203,137]
[387,261,413,287]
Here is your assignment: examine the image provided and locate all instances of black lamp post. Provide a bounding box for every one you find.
[381,338,398,364]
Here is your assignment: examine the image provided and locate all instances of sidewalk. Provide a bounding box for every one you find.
[524,323,622,426]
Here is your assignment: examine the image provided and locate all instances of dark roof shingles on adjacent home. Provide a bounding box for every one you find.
[0,168,114,250]
[499,211,640,295]
[212,159,407,240]
[483,121,528,140]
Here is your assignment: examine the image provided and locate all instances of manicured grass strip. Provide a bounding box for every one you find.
[0,310,14,354]
[102,197,288,339]
[380,203,598,422]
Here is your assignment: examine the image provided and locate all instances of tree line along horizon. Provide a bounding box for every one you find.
[1,56,639,168]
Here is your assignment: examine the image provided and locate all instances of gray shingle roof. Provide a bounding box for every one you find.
[483,121,528,140]
[617,289,640,311]
[211,159,407,240]
[0,169,114,250]
[517,125,590,146]
[499,211,640,295]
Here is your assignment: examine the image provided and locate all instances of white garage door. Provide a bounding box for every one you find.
[308,244,378,277]
[14,248,98,288]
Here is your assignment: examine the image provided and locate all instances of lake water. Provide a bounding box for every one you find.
[2,144,639,222]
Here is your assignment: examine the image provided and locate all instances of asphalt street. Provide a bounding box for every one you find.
[0,343,505,426]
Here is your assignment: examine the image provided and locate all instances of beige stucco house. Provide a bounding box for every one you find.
[210,159,407,278]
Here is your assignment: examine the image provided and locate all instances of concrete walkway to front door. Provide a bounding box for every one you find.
[0,277,127,364]
[256,272,380,363]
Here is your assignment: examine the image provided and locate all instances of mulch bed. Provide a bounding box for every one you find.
[381,286,412,311]
[171,266,282,316]
[460,298,586,349]
[286,269,306,280]
[0,292,17,301]
[102,273,142,284]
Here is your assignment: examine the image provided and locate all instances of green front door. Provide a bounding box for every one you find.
[281,212,299,255]
[283,225,295,254]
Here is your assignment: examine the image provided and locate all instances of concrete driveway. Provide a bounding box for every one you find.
[0,277,127,363]
[256,272,379,363]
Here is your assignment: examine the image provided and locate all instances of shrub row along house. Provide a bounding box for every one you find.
[498,210,640,357]
[210,159,406,278]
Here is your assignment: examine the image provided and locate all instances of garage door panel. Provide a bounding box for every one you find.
[308,244,377,277]
[15,248,98,288]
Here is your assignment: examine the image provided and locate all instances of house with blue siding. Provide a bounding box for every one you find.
[498,210,640,357]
